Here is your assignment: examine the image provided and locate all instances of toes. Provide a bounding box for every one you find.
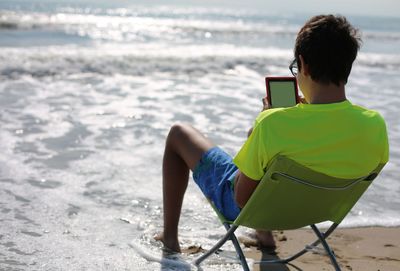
[154,233,164,241]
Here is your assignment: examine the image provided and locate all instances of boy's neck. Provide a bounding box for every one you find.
[308,81,347,104]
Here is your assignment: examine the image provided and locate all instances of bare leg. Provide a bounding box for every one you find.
[156,123,214,252]
[255,230,276,248]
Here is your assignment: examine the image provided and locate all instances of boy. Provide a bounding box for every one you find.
[156,15,389,252]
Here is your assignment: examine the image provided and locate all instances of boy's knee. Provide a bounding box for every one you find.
[167,123,190,144]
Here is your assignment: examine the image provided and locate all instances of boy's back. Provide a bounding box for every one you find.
[234,100,389,180]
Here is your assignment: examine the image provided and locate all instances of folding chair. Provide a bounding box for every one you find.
[194,155,384,271]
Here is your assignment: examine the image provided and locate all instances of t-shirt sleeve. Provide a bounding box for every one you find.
[233,116,269,180]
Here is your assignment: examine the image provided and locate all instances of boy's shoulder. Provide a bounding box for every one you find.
[350,104,387,126]
[254,106,297,125]
[254,101,387,129]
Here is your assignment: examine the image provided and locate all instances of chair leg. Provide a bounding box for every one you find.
[223,223,250,271]
[194,224,239,266]
[278,222,339,263]
[310,224,341,271]
[194,224,250,271]
[254,223,339,265]
[195,223,341,271]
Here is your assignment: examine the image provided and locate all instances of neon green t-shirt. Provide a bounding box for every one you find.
[233,100,389,180]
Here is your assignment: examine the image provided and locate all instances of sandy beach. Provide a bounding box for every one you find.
[245,227,400,271]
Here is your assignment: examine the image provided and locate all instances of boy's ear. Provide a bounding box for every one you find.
[299,55,310,76]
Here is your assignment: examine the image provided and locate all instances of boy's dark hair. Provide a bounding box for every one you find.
[294,15,362,86]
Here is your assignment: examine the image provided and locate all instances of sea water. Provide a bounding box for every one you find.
[0,1,399,270]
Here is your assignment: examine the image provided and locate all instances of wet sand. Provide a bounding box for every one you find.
[245,227,400,270]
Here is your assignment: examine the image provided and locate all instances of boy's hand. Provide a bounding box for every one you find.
[262,97,272,111]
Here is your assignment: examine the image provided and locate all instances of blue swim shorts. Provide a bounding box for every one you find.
[192,147,241,221]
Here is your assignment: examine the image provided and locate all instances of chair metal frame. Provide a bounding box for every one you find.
[193,158,383,271]
[194,222,340,271]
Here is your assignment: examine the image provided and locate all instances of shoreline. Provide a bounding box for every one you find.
[244,226,400,270]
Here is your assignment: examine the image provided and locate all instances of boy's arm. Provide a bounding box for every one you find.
[233,171,259,208]
[235,97,271,207]
[235,96,306,208]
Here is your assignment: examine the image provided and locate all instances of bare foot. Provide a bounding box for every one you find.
[256,230,276,249]
[239,230,276,250]
[154,232,181,253]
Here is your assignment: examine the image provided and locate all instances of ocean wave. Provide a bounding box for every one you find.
[2,10,400,43]
[1,44,400,79]
[0,44,294,78]
[0,10,296,31]
[357,52,400,68]
[57,5,267,17]
[0,43,400,76]
[0,21,18,29]
[364,31,400,41]
[0,10,299,42]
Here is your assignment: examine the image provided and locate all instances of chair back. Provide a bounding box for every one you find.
[234,155,384,230]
